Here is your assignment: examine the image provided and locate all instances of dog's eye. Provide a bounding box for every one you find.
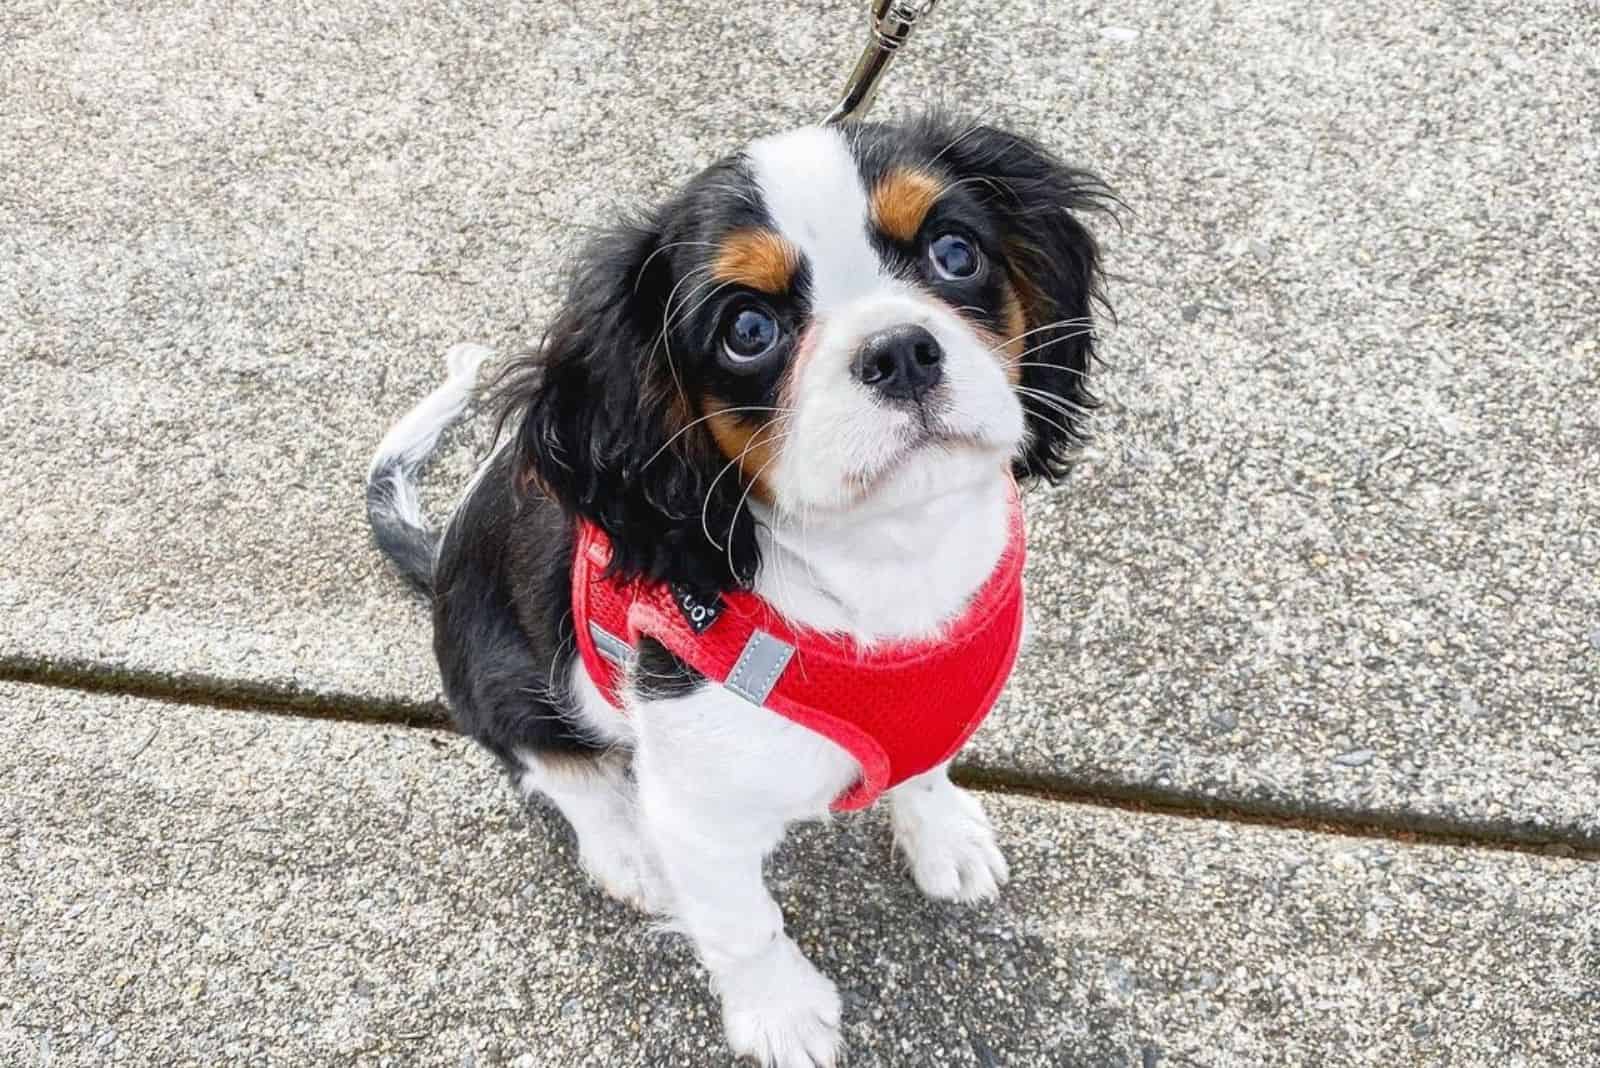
[722,305,781,362]
[928,233,982,281]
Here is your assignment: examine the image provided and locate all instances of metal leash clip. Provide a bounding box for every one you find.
[824,0,941,124]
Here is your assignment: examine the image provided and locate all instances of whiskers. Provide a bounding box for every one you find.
[699,418,794,554]
[635,240,719,294]
[650,264,715,398]
[984,317,1103,443]
[642,404,796,471]
[989,316,1098,353]
[1014,384,1092,423]
[989,320,1101,384]
[724,445,790,580]
[650,267,742,404]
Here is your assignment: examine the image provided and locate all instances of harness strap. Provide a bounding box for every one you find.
[572,483,1025,810]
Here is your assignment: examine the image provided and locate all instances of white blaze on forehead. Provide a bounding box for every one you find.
[744,126,889,315]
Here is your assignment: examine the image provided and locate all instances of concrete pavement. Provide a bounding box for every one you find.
[4,682,1596,1067]
[2,0,1597,1063]
[4,0,1596,846]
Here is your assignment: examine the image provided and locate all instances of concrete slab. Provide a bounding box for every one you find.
[3,0,1597,844]
[2,681,1596,1067]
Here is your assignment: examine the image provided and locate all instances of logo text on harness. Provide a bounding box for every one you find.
[671,585,724,634]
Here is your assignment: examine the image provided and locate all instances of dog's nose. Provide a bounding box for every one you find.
[852,324,944,401]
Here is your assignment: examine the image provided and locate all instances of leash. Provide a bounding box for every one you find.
[824,0,941,123]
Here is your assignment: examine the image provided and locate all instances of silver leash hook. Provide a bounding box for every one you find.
[824,0,941,124]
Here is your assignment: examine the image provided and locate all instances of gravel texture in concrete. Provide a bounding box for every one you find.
[2,681,1596,1067]
[3,1,1597,843]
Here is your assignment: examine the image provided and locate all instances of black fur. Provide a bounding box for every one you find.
[431,448,603,766]
[633,638,707,702]
[365,463,437,596]
[495,168,774,597]
[926,118,1114,481]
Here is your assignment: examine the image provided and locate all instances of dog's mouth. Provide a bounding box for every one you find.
[904,396,1014,456]
[904,415,976,452]
[839,412,999,499]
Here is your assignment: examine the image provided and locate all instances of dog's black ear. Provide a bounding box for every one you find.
[936,120,1115,481]
[499,219,759,593]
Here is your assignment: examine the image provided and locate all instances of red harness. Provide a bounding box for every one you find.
[572,490,1026,811]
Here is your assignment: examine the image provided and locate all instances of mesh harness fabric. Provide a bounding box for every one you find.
[572,487,1027,811]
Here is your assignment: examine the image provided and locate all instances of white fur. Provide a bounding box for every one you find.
[717,937,843,1068]
[559,438,1012,1068]
[558,639,860,1067]
[745,126,887,316]
[545,128,1024,1067]
[748,129,1026,516]
[568,654,639,750]
[368,343,492,531]
[889,764,1009,902]
[514,745,671,915]
[630,683,857,1068]
[752,449,1012,641]
[377,274,1020,1068]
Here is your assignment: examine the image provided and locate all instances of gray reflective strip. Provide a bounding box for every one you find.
[723,629,795,707]
[588,622,633,666]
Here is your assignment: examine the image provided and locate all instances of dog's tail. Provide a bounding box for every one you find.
[366,343,492,596]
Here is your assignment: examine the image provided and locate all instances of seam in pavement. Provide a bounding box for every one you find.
[2,655,446,727]
[6,655,1596,863]
[949,765,1599,863]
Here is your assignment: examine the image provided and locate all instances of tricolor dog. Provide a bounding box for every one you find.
[367,114,1110,1067]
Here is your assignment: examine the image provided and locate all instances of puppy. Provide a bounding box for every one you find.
[366,114,1108,1067]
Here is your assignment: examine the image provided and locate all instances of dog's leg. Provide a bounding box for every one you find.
[888,763,1009,903]
[631,675,857,1068]
[515,750,669,915]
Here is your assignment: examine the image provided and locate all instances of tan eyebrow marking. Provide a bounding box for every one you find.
[870,167,945,243]
[712,228,802,294]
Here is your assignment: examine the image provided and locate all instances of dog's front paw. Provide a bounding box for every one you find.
[717,937,842,1068]
[892,785,1009,903]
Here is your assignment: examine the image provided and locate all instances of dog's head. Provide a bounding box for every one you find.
[505,115,1112,592]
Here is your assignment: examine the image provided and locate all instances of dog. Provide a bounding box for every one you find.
[366,114,1109,1067]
